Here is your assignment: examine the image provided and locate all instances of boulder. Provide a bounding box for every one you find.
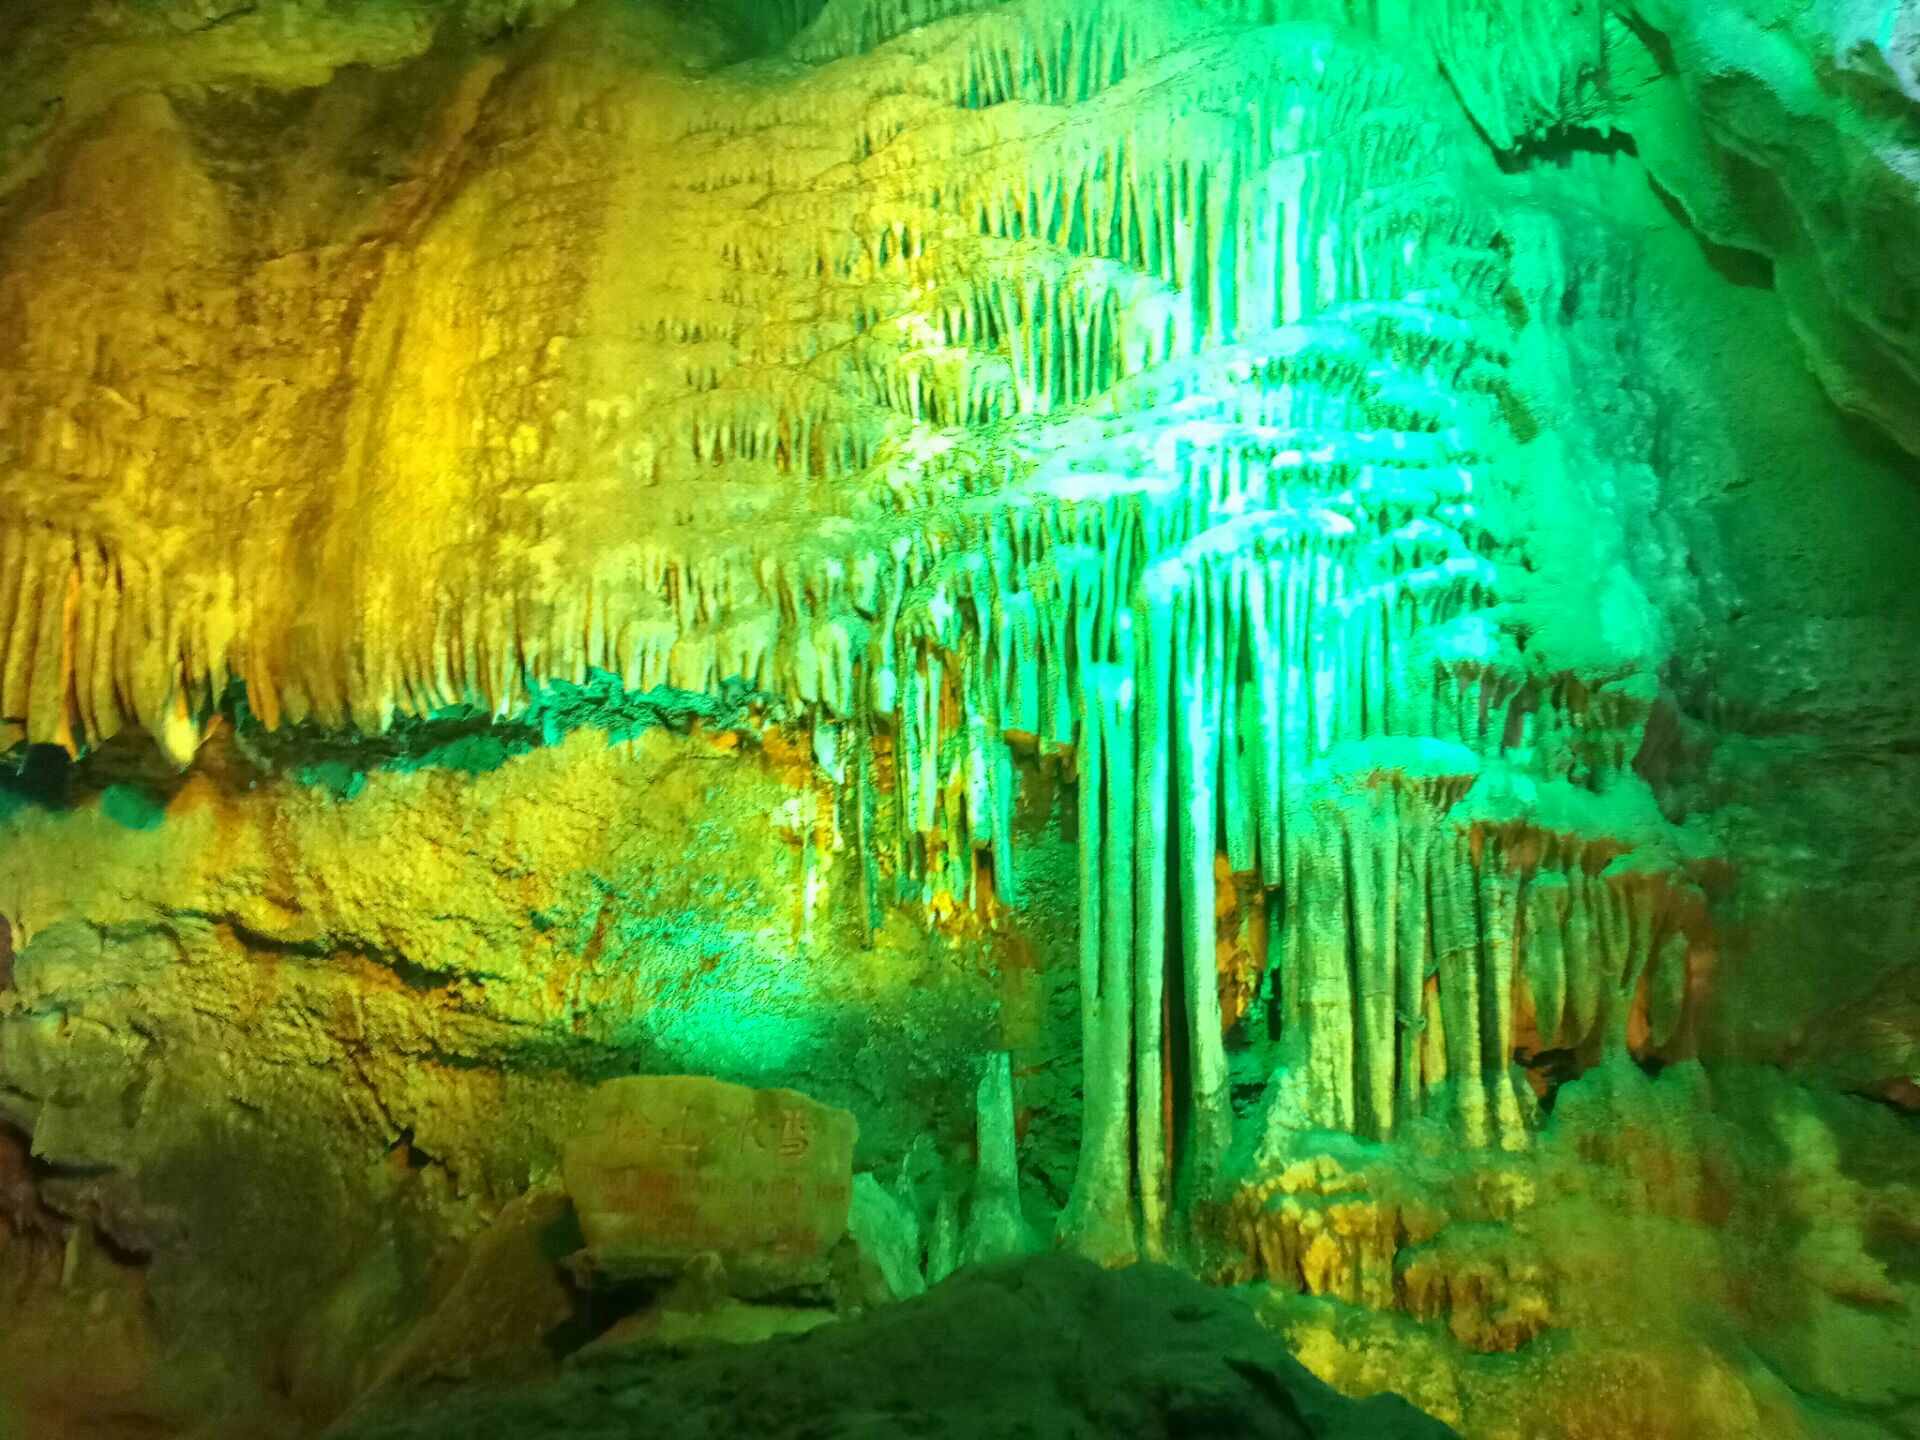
[561,1076,857,1296]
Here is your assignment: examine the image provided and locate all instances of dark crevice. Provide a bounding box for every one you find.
[1340,831,1366,1136]
[1493,124,1640,175]
[0,742,76,808]
[226,673,777,795]
[1853,1077,1920,1117]
[1439,61,1640,175]
[90,1228,156,1268]
[657,0,830,61]
[1646,173,1777,289]
[1516,1047,1582,1114]
[543,1268,665,1362]
[2,1121,157,1266]
[0,1121,68,1251]
[175,911,462,991]
[6,672,781,813]
[190,5,259,35]
[385,1126,440,1171]
[1163,698,1194,1221]
[1227,1078,1267,1118]
[1618,11,1679,76]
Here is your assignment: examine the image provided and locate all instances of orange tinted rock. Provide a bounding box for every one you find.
[563,1076,857,1295]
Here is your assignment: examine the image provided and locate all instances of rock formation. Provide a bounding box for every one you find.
[0,2,1915,1438]
[339,1250,1466,1440]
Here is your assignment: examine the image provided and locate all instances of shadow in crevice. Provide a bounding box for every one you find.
[1617,10,1679,77]
[1646,173,1777,290]
[0,670,780,814]
[0,740,190,830]
[651,0,833,63]
[530,1202,732,1366]
[1437,56,1642,177]
[1492,123,1641,175]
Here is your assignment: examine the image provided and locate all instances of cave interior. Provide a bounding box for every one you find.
[0,1,1918,1437]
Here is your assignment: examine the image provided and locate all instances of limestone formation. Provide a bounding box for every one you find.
[0,1,1916,1438]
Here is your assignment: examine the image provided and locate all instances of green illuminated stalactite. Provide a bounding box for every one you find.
[1131,576,1175,1261]
[0,1,1728,1273]
[1060,660,1139,1262]
[1351,811,1392,1139]
[1174,573,1232,1208]
[1522,873,1569,1052]
[1393,792,1429,1128]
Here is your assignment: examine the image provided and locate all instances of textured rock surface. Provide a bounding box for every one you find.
[563,1075,857,1292]
[1614,0,1920,454]
[1219,1060,1920,1438]
[339,1250,1465,1440]
[0,1,1916,1438]
[0,721,1040,1436]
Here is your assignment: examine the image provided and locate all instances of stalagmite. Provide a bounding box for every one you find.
[962,1052,1033,1265]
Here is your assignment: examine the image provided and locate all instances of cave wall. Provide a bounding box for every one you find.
[0,708,1074,1431]
[0,2,1917,1438]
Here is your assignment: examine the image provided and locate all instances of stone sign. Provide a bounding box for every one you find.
[562,1076,858,1293]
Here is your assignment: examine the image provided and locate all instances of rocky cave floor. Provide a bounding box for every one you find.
[335,1252,1461,1440]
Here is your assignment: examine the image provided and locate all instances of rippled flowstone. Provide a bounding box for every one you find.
[337,1251,1463,1440]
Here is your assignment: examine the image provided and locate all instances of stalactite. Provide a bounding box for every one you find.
[1131,571,1174,1261]
[1059,661,1137,1262]
[1174,571,1232,1203]
[0,0,1724,1274]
